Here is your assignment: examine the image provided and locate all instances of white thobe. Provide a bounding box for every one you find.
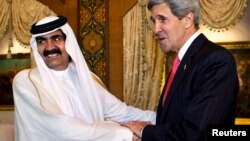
[13,16,156,141]
[13,65,155,141]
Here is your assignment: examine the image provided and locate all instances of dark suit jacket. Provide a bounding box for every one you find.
[142,34,239,141]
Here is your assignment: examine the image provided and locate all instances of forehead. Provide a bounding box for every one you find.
[36,29,63,39]
[150,3,172,17]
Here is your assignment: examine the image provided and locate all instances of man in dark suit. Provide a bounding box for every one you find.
[123,0,239,140]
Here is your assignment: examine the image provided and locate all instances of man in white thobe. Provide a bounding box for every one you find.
[13,16,155,141]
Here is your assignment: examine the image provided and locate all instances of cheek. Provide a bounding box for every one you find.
[61,50,70,59]
[58,43,67,52]
[38,48,44,56]
[61,48,68,56]
[175,27,185,40]
[161,23,169,32]
[169,24,184,38]
[161,23,175,37]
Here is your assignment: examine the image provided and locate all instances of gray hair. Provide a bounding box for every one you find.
[147,0,200,28]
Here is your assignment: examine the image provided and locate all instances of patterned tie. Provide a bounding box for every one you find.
[162,55,180,106]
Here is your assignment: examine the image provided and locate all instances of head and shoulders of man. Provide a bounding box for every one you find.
[14,16,72,80]
[147,0,200,54]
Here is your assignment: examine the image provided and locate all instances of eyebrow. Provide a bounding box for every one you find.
[150,14,166,20]
[36,34,63,40]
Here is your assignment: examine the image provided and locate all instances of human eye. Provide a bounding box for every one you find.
[36,37,46,45]
[52,35,64,41]
[158,16,167,23]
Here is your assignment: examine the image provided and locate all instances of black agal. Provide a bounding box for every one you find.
[30,16,67,34]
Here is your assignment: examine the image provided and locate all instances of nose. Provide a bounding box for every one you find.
[46,39,55,50]
[153,21,161,34]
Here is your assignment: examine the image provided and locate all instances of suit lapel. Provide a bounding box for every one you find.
[158,34,208,123]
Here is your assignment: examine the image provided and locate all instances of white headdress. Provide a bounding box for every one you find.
[30,16,104,122]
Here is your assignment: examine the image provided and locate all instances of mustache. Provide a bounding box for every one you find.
[43,47,62,57]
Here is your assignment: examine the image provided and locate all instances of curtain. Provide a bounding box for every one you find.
[123,0,165,111]
[0,0,10,40]
[0,0,56,46]
[199,0,248,31]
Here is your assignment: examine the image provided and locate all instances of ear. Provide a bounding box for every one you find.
[182,12,194,29]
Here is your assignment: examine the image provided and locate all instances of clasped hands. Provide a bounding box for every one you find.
[122,121,151,141]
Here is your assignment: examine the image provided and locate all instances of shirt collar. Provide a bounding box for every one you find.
[178,30,201,61]
[50,63,74,82]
